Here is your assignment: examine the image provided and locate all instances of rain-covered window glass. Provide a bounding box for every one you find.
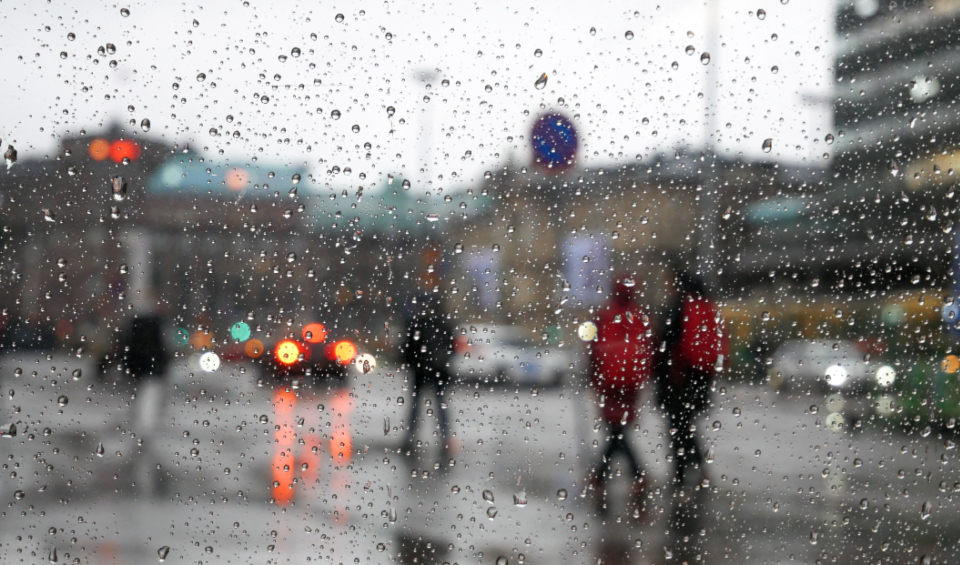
[1,1,958,564]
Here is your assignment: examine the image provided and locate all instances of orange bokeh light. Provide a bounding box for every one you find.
[333,341,357,365]
[244,338,264,358]
[109,139,141,163]
[88,138,110,161]
[302,323,328,343]
[274,340,301,365]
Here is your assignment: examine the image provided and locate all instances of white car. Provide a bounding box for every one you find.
[767,339,881,392]
[451,325,579,388]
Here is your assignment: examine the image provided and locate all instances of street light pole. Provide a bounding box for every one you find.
[697,0,722,289]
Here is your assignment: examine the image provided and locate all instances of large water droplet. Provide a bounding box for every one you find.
[625,30,634,40]
[57,395,68,407]
[482,489,495,503]
[335,13,345,23]
[4,145,18,169]
[140,119,151,132]
[96,442,105,457]
[331,109,341,120]
[762,138,773,153]
[386,105,395,117]
[158,546,170,562]
[196,72,206,82]
[700,52,711,65]
[111,176,128,201]
[534,73,548,90]
[757,9,766,19]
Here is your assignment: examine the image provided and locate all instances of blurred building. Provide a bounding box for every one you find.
[446,154,823,341]
[819,0,960,292]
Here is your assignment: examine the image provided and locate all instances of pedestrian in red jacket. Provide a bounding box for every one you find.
[588,274,655,511]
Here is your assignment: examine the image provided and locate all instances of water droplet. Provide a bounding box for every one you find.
[119,264,129,274]
[331,109,341,120]
[700,52,711,65]
[402,179,411,189]
[291,47,301,58]
[888,159,900,176]
[67,32,76,41]
[482,489,495,503]
[96,443,105,457]
[486,506,498,519]
[809,531,818,545]
[921,501,932,520]
[825,133,834,145]
[762,138,773,153]
[771,65,779,74]
[497,557,508,565]
[139,118,151,132]
[158,546,170,562]
[335,13,345,23]
[5,145,18,169]
[534,73,548,90]
[534,48,542,57]
[860,498,869,510]
[260,95,270,104]
[757,8,766,19]
[120,7,130,17]
[260,415,269,424]
[1,423,17,438]
[712,421,722,431]
[111,176,128,201]
[13,489,24,500]
[377,543,386,552]
[196,72,206,82]
[72,369,81,380]
[48,548,57,563]
[589,27,597,35]
[386,105,395,118]
[352,124,360,133]
[60,51,68,59]
[625,30,634,40]
[557,488,568,500]
[57,395,68,407]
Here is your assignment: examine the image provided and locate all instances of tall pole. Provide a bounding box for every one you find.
[697,0,721,289]
[413,69,438,192]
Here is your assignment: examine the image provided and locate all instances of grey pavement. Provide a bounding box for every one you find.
[0,353,957,565]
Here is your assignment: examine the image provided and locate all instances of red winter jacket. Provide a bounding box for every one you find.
[589,282,654,424]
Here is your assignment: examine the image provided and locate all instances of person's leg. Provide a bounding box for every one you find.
[436,374,451,442]
[596,423,621,482]
[406,372,422,447]
[667,402,689,484]
[674,403,698,484]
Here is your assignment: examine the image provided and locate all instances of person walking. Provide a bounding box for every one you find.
[656,270,727,487]
[588,274,655,512]
[401,292,457,457]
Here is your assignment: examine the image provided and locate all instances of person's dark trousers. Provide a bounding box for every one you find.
[662,375,710,485]
[406,370,450,448]
[595,422,641,483]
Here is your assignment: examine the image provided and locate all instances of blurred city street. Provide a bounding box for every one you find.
[0,353,955,565]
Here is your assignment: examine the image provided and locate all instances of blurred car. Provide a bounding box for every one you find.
[766,338,897,428]
[451,325,578,388]
[218,322,361,389]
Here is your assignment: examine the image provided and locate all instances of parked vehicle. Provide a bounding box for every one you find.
[767,339,896,428]
[451,325,579,388]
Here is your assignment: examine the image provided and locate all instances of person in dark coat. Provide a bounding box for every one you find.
[588,275,655,509]
[656,270,727,487]
[401,293,456,456]
[118,315,170,379]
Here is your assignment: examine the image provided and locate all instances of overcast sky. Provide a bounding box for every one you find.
[0,0,834,192]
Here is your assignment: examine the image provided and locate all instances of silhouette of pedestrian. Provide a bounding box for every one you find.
[588,274,654,511]
[401,292,457,457]
[656,270,727,487]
